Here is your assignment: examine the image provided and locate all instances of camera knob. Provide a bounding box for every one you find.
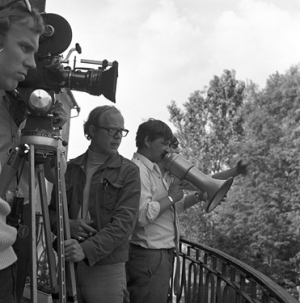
[28,89,53,114]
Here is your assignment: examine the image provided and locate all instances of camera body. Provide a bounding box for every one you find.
[18,51,118,104]
[18,13,118,104]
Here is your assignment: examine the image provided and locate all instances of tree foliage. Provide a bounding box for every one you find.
[168,69,245,174]
[168,67,300,296]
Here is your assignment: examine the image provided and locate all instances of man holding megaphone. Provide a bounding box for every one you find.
[126,119,185,303]
[126,120,248,303]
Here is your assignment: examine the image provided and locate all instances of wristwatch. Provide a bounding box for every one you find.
[168,195,174,205]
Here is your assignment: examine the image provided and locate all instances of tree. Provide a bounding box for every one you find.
[169,66,300,296]
[168,69,246,244]
[225,65,300,291]
[168,69,245,174]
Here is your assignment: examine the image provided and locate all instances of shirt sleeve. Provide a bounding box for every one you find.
[135,164,161,227]
[175,195,185,215]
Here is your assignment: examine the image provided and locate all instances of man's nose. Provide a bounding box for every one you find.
[114,131,122,139]
[25,53,36,69]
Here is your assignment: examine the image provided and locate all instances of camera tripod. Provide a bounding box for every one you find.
[0,136,77,303]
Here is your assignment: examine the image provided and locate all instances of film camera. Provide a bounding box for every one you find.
[14,13,118,150]
[19,13,118,102]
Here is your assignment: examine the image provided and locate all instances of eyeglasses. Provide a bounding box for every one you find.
[0,0,32,12]
[97,126,129,138]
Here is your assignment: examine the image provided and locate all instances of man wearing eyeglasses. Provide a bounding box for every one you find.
[49,105,141,303]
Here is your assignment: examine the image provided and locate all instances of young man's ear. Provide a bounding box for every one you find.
[144,136,151,148]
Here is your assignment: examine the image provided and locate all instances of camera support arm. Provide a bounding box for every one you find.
[81,59,116,67]
[61,43,82,65]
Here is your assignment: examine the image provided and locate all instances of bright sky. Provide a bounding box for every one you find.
[45,0,300,160]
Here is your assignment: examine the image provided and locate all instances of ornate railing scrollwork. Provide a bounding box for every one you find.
[169,238,298,303]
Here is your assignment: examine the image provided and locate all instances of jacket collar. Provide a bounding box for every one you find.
[69,148,123,169]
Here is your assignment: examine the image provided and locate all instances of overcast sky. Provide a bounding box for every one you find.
[45,0,300,160]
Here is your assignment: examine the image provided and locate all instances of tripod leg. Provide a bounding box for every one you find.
[55,149,78,303]
[28,145,38,303]
[37,164,60,303]
[54,154,68,303]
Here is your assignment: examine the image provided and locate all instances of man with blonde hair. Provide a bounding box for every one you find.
[49,105,141,303]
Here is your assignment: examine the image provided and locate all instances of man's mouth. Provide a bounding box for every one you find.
[17,72,27,81]
[162,153,168,159]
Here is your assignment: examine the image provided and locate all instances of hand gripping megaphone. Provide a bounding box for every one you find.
[164,153,233,212]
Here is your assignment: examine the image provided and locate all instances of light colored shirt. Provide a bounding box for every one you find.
[130,152,184,249]
[79,148,108,220]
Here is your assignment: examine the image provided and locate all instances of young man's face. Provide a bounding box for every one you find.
[0,17,39,91]
[148,137,171,164]
[90,110,125,155]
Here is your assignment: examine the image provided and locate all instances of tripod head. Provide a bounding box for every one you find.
[6,88,67,155]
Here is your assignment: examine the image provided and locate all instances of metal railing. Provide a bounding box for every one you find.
[169,238,299,303]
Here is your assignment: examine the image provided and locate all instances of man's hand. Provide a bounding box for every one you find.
[65,239,86,263]
[236,160,249,176]
[69,218,97,242]
[168,180,184,203]
[44,56,67,85]
[45,57,68,128]
[52,100,68,128]
[181,180,198,191]
[195,190,208,203]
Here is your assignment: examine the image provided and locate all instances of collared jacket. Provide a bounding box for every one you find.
[49,150,141,266]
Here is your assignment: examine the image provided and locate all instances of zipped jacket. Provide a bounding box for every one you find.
[49,150,141,266]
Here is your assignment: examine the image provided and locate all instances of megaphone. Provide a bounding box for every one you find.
[164,153,233,212]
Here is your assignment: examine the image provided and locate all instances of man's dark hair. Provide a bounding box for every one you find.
[83,105,121,140]
[135,118,173,149]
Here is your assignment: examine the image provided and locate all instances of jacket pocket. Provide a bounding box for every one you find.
[99,178,123,212]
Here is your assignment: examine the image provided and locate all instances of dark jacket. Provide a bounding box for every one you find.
[49,150,141,266]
